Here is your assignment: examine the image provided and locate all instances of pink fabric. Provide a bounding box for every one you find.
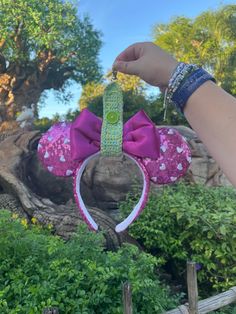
[143,128,191,184]
[37,109,191,232]
[38,122,81,177]
[70,109,160,160]
[38,113,191,184]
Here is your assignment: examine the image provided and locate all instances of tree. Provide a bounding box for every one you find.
[0,0,102,123]
[79,72,144,109]
[153,5,236,95]
[79,71,149,121]
[79,71,189,126]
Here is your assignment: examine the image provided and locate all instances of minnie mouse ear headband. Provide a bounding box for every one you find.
[38,82,191,232]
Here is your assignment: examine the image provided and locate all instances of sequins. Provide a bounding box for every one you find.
[37,122,81,177]
[151,176,158,182]
[176,147,183,153]
[168,129,174,135]
[64,138,70,144]
[159,163,166,170]
[44,151,49,158]
[144,127,191,184]
[66,169,73,176]
[161,145,167,152]
[60,155,66,162]
[177,163,183,171]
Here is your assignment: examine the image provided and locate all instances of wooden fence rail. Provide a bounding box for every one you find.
[166,286,236,314]
[166,261,236,314]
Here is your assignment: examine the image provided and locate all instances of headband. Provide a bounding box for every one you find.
[38,82,191,232]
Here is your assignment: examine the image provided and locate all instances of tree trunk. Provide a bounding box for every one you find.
[0,54,72,129]
[0,129,138,250]
[0,69,42,121]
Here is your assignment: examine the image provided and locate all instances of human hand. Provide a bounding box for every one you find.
[113,42,178,91]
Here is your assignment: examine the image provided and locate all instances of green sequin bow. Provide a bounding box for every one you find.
[101,81,123,156]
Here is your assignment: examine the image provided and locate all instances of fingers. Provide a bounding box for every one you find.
[115,44,139,61]
[113,43,144,75]
[113,59,140,76]
[115,43,142,62]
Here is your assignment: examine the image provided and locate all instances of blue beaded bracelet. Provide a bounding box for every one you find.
[171,68,216,114]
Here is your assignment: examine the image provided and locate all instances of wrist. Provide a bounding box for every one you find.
[165,64,216,115]
[164,60,179,85]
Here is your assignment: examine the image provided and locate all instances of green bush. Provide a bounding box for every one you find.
[211,305,236,314]
[34,117,54,132]
[120,183,236,294]
[0,210,180,314]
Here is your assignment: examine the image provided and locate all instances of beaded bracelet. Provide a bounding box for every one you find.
[163,63,198,119]
[166,63,198,105]
[171,68,216,114]
[164,63,215,116]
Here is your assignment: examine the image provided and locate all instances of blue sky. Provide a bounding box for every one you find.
[39,0,234,118]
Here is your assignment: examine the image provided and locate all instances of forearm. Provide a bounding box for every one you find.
[184,81,236,186]
[113,42,236,186]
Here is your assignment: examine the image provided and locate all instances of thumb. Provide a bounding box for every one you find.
[113,60,140,76]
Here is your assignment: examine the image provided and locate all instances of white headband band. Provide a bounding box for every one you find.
[73,152,150,232]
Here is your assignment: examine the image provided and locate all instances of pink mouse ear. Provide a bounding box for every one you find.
[37,122,81,177]
[143,128,191,184]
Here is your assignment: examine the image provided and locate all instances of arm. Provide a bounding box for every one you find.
[184,80,236,186]
[113,42,236,186]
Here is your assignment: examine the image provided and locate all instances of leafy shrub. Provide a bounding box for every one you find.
[211,305,236,314]
[120,183,236,294]
[0,210,180,314]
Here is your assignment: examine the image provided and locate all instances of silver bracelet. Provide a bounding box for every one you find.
[163,63,198,119]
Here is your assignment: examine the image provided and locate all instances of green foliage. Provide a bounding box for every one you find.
[0,0,102,84]
[79,72,144,110]
[120,183,236,294]
[34,117,55,132]
[34,108,80,132]
[153,5,236,95]
[79,71,188,125]
[147,94,189,127]
[210,305,236,314]
[0,210,180,313]
[62,108,80,122]
[87,89,150,122]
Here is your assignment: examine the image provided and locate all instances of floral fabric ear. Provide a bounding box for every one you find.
[38,82,191,232]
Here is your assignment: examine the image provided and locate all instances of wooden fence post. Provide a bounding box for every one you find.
[187,261,199,314]
[123,281,133,314]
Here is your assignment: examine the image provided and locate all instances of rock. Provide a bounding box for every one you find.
[81,155,142,215]
[0,130,140,250]
[0,126,232,237]
[80,125,233,214]
[0,193,27,217]
[28,154,74,205]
